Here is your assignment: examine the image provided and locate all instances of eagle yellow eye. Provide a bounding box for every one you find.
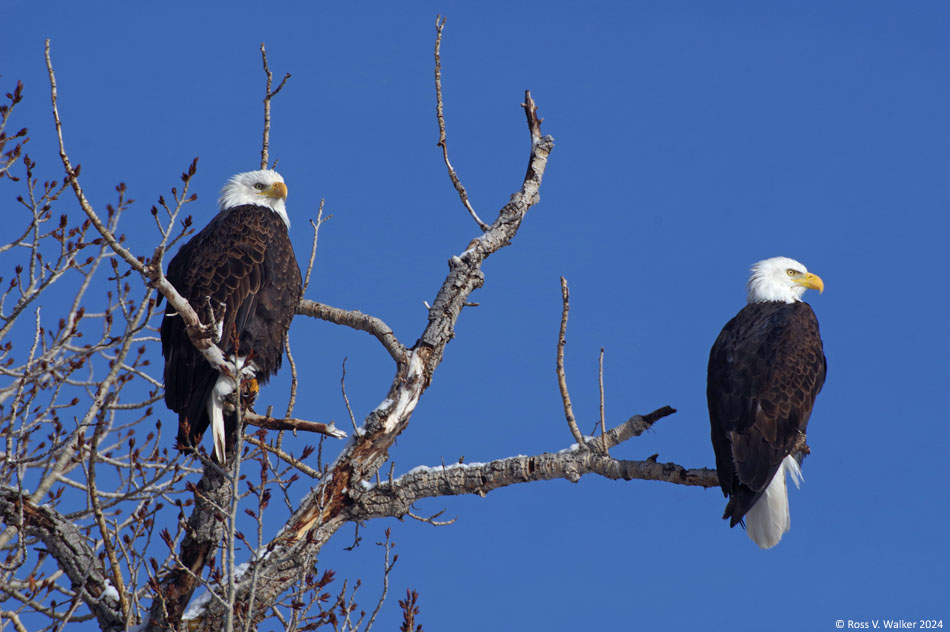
[786,269,797,276]
[254,183,266,190]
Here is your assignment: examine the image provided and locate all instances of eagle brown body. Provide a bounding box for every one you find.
[161,176,302,460]
[708,301,826,525]
[706,257,826,548]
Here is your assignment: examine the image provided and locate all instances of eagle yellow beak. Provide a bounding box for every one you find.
[267,181,288,200]
[795,272,824,294]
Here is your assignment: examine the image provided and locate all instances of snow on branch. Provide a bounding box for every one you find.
[348,408,719,522]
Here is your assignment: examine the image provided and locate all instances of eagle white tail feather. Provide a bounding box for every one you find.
[746,455,803,549]
[206,356,257,466]
[209,396,227,465]
[208,376,233,465]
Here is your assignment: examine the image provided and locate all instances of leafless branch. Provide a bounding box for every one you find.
[349,407,716,521]
[297,300,406,364]
[243,435,322,479]
[557,276,586,446]
[405,509,456,527]
[185,81,556,628]
[0,610,29,632]
[87,412,131,623]
[398,589,422,632]
[241,410,346,439]
[260,42,291,170]
[284,329,299,418]
[0,489,124,629]
[341,358,359,434]
[599,347,608,455]
[364,529,397,632]
[45,40,144,276]
[302,201,328,296]
[434,16,490,231]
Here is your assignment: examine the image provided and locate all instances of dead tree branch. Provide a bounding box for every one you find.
[297,300,406,363]
[260,42,291,170]
[242,410,346,438]
[348,408,718,521]
[599,347,608,454]
[181,88,555,629]
[0,489,124,629]
[557,277,586,446]
[434,16,489,231]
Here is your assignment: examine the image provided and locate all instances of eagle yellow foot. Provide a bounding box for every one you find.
[791,431,810,455]
[240,377,259,408]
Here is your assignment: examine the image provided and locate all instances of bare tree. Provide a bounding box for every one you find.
[0,20,718,632]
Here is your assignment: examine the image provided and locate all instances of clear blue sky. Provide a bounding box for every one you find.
[3,2,948,630]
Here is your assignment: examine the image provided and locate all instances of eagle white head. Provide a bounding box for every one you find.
[747,256,824,304]
[218,169,289,227]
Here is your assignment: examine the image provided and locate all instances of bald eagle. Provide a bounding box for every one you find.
[160,170,302,464]
[707,256,826,549]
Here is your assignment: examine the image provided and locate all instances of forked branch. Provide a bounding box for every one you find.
[260,42,292,170]
[185,73,557,626]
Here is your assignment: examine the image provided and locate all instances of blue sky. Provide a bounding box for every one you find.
[3,2,949,630]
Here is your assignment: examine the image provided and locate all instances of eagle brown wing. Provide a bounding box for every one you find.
[707,301,826,526]
[160,205,302,451]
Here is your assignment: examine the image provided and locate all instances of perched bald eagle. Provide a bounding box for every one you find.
[707,256,826,549]
[160,170,302,464]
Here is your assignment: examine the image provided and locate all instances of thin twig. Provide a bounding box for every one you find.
[364,529,397,632]
[341,358,358,434]
[237,409,346,439]
[599,347,607,455]
[86,408,131,622]
[243,435,322,479]
[284,330,298,418]
[556,277,585,446]
[260,42,292,170]
[45,40,144,275]
[434,16,489,231]
[302,201,328,295]
[405,509,456,527]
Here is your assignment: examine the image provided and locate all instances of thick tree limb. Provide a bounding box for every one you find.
[147,464,232,629]
[349,409,718,520]
[352,452,718,521]
[0,489,124,630]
